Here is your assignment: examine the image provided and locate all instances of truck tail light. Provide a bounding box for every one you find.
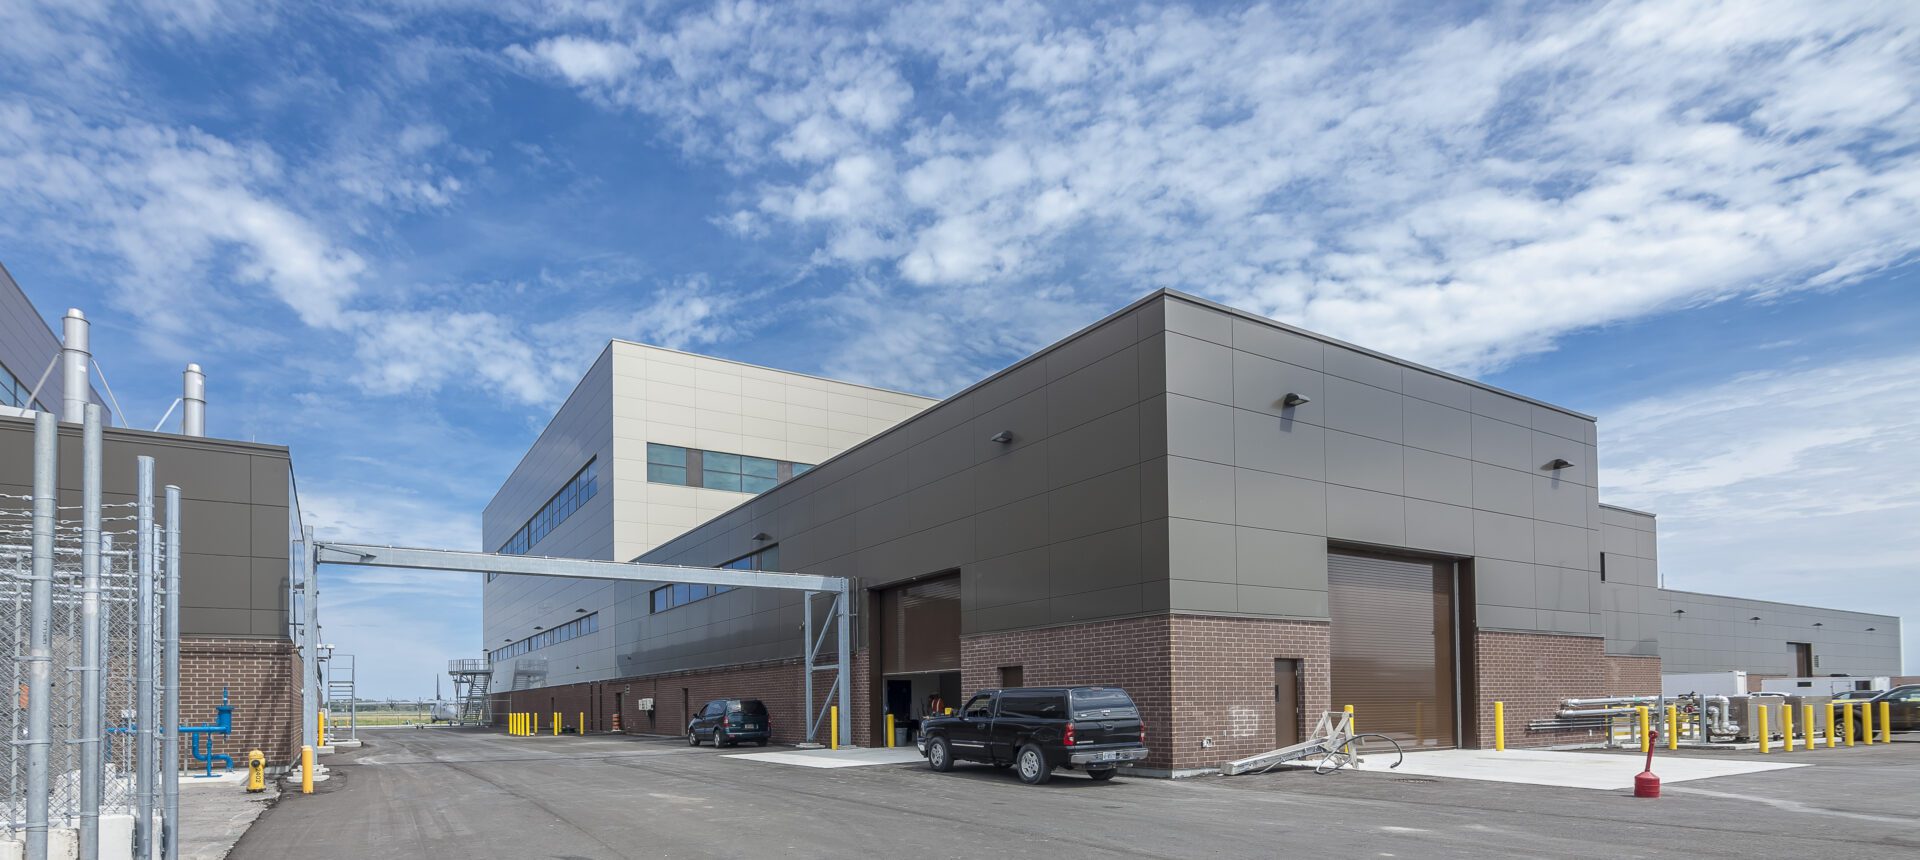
[1140,722,1147,744]
[1064,722,1076,746]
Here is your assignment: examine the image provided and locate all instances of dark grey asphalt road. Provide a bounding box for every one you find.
[232,729,1920,859]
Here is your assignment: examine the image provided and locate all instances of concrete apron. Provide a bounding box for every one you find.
[1276,748,1805,790]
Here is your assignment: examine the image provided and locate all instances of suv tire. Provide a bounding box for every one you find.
[926,737,954,772]
[1088,768,1117,781]
[687,730,700,747]
[1016,744,1053,785]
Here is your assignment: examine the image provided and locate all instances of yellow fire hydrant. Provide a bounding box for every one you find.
[246,749,266,793]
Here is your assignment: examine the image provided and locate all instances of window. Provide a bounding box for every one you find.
[643,443,813,494]
[646,546,777,613]
[487,612,598,663]
[0,361,47,412]
[494,459,599,563]
[963,694,995,719]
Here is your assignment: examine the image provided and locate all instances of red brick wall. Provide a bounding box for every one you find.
[1605,655,1662,697]
[178,637,298,769]
[504,651,871,746]
[963,616,1174,768]
[1471,631,1608,749]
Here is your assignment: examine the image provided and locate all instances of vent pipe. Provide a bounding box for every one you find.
[61,309,91,423]
[182,364,206,437]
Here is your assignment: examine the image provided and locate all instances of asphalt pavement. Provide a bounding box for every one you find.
[230,728,1920,859]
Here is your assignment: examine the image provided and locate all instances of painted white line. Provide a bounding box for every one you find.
[723,748,926,769]
[1664,786,1916,825]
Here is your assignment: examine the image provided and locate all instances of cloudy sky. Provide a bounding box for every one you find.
[3,0,1916,697]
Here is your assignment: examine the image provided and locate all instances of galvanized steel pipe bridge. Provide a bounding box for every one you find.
[307,543,855,748]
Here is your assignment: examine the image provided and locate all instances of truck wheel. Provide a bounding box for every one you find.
[1088,768,1117,781]
[926,737,954,772]
[1016,744,1053,785]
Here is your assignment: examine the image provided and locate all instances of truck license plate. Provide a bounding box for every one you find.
[1098,751,1120,761]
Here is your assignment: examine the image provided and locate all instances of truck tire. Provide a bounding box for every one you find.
[1088,768,1117,781]
[1016,744,1054,785]
[926,737,954,772]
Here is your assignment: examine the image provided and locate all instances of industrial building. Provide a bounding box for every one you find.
[488,290,1901,773]
[0,265,307,767]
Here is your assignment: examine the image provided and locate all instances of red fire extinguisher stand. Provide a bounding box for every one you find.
[1635,729,1661,798]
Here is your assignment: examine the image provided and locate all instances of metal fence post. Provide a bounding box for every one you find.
[80,405,104,860]
[26,411,59,860]
[164,486,182,860]
[135,456,156,860]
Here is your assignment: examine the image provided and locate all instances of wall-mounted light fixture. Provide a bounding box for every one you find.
[1281,393,1311,408]
[1813,622,1823,627]
[576,608,588,613]
[534,626,544,631]
[988,430,1013,443]
[1545,458,1575,470]
[1748,616,1761,622]
[751,532,772,542]
[1866,627,1876,632]
[1672,609,1685,615]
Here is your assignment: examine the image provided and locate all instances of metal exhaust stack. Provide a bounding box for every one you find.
[62,308,91,423]
[182,363,206,436]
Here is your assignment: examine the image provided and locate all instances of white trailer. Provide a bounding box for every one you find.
[1760,676,1890,696]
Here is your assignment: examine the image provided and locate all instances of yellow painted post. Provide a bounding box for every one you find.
[513,713,520,736]
[1827,703,1837,749]
[886,713,896,749]
[1758,705,1769,754]
[318,710,327,747]
[1493,701,1505,751]
[1783,704,1795,752]
[1845,703,1855,747]
[1804,704,1816,750]
[1880,701,1892,744]
[1343,703,1355,734]
[1637,705,1650,753]
[829,706,839,750]
[1667,705,1678,750]
[553,712,560,736]
[1862,700,1875,745]
[580,711,586,735]
[300,746,314,794]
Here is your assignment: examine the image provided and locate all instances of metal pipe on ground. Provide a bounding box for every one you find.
[26,411,58,860]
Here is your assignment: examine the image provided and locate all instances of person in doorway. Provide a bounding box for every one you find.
[925,692,946,719]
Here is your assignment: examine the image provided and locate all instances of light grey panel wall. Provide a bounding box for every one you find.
[625,301,1167,676]
[1160,295,1603,634]
[1599,505,1662,656]
[1657,590,1902,676]
[481,348,618,688]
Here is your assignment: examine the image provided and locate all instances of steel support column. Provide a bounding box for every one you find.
[163,486,182,860]
[25,411,57,860]
[79,405,104,860]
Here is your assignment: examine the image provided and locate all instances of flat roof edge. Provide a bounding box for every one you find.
[1160,289,1598,422]
[1658,587,1903,622]
[608,339,940,402]
[1599,502,1659,517]
[0,412,290,456]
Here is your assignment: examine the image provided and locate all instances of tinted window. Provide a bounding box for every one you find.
[1001,694,1065,719]
[737,700,769,715]
[963,695,994,719]
[1071,689,1138,717]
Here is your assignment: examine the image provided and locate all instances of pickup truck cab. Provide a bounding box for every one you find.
[918,687,1147,784]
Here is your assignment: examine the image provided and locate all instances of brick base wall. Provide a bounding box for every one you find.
[963,616,1174,768]
[179,637,298,769]
[1472,631,1609,749]
[1604,655,1662,697]
[504,651,871,746]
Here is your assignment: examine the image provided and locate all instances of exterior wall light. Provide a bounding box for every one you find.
[1672,609,1685,615]
[1812,622,1823,627]
[534,626,544,630]
[1281,393,1311,408]
[1748,616,1761,622]
[989,430,1013,443]
[1545,458,1575,470]
[1866,627,1875,632]
[752,532,772,542]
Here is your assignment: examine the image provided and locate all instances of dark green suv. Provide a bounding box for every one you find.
[687,698,771,747]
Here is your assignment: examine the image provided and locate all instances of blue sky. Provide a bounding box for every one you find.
[3,1,1916,697]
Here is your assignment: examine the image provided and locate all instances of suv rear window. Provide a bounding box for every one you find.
[1071,689,1137,717]
[727,700,768,715]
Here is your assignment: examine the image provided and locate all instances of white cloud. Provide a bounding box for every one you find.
[1600,351,1920,667]
[511,35,639,84]
[504,0,1920,389]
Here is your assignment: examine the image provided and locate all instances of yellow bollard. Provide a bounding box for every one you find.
[1637,705,1651,753]
[246,750,266,793]
[829,705,839,751]
[553,712,560,736]
[318,710,327,748]
[1784,704,1795,752]
[1667,705,1678,750]
[1344,703,1355,734]
[533,713,540,736]
[1880,701,1892,745]
[301,745,314,794]
[1862,700,1875,745]
[1805,704,1816,749]
[886,713,896,749]
[1845,703,1855,747]
[1827,703,1837,749]
[1758,705,1769,754]
[511,713,518,736]
[1493,701,1505,751]
[580,711,586,735]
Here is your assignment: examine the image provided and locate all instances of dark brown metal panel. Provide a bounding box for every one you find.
[1328,551,1456,749]
[880,574,961,674]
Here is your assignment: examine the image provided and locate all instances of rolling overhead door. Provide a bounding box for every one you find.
[879,574,961,674]
[1328,552,1457,749]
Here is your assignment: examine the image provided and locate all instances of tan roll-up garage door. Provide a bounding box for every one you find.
[1328,551,1457,749]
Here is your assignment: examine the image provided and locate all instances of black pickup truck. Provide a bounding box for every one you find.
[917,687,1147,784]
